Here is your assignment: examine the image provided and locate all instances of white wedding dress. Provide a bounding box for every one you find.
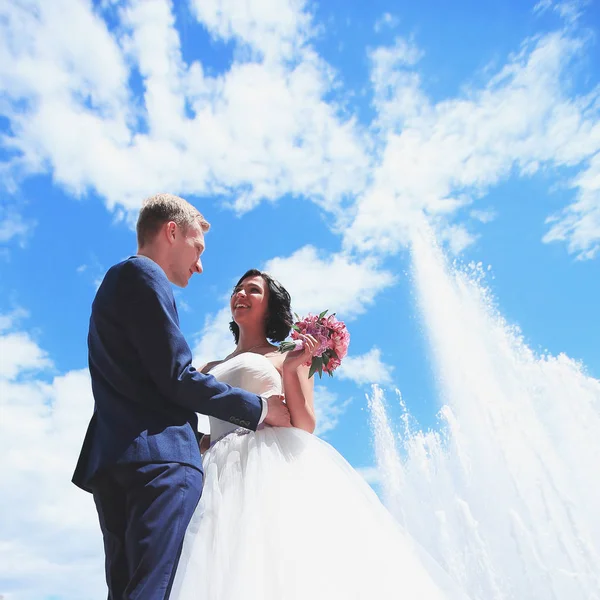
[171,353,469,600]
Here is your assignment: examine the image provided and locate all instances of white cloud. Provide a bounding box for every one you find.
[0,318,104,600]
[0,330,53,380]
[543,150,600,259]
[337,347,394,386]
[0,0,368,215]
[0,210,27,244]
[355,465,382,485]
[368,37,426,130]
[533,0,586,24]
[370,36,422,71]
[0,0,132,197]
[192,305,235,368]
[264,245,396,318]
[190,0,313,62]
[313,385,351,437]
[2,2,599,259]
[0,201,34,248]
[76,255,106,289]
[470,208,498,224]
[173,291,193,314]
[533,0,554,15]
[0,307,29,332]
[438,223,479,255]
[346,29,600,259]
[374,13,400,33]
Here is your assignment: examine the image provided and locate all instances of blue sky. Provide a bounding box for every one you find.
[1,0,599,598]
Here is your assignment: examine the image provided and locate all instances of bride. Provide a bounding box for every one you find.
[171,269,469,600]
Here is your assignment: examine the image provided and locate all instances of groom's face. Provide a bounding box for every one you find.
[167,220,205,287]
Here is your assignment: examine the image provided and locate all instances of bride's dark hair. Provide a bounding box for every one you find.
[229,269,293,344]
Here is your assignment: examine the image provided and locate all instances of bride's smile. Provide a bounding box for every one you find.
[230,275,269,323]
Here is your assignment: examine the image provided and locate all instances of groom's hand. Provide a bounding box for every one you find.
[264,395,292,428]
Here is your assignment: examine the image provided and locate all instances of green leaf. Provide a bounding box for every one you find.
[322,353,330,366]
[329,349,338,360]
[294,312,301,322]
[318,363,323,378]
[318,309,329,320]
[292,324,301,332]
[308,356,323,379]
[278,342,297,353]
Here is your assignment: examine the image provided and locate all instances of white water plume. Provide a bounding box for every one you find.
[369,229,600,600]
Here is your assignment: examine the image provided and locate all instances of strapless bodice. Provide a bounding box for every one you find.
[208,352,282,442]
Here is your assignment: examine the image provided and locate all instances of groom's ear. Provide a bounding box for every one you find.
[164,221,178,244]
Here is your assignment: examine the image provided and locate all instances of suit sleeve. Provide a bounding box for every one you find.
[120,260,262,430]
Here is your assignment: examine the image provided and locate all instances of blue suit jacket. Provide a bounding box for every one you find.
[72,255,262,492]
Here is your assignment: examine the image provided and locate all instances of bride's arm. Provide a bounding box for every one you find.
[282,363,315,433]
[280,335,318,433]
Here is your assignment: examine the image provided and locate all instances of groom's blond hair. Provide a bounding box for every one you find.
[136,193,210,247]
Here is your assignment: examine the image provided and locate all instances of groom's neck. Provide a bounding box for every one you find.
[137,247,169,278]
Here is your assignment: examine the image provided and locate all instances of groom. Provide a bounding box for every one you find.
[72,193,291,599]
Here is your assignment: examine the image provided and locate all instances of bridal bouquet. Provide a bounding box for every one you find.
[279,310,350,378]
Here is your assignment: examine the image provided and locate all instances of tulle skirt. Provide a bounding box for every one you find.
[171,426,468,600]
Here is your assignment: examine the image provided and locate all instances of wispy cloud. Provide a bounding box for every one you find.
[264,246,396,318]
[0,0,368,215]
[0,306,29,332]
[0,313,53,380]
[543,150,600,259]
[337,347,394,386]
[470,208,498,224]
[374,12,400,33]
[313,385,351,437]
[533,0,587,24]
[346,29,600,258]
[0,317,103,599]
[76,255,106,290]
[2,2,599,259]
[190,0,314,61]
[438,224,480,256]
[355,465,382,485]
[0,202,34,248]
[192,305,235,367]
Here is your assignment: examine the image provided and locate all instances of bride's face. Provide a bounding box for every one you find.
[230,275,269,329]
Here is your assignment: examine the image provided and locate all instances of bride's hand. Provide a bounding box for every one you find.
[199,434,211,454]
[283,334,319,371]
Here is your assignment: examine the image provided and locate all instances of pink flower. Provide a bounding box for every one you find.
[281,310,350,378]
[291,317,330,357]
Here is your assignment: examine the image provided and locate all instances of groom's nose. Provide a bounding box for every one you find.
[194,258,203,274]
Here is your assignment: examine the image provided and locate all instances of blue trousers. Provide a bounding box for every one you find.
[91,462,203,600]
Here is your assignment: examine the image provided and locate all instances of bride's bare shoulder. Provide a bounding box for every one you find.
[199,360,224,374]
[265,352,285,375]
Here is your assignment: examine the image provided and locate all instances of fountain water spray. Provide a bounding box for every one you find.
[369,227,600,600]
